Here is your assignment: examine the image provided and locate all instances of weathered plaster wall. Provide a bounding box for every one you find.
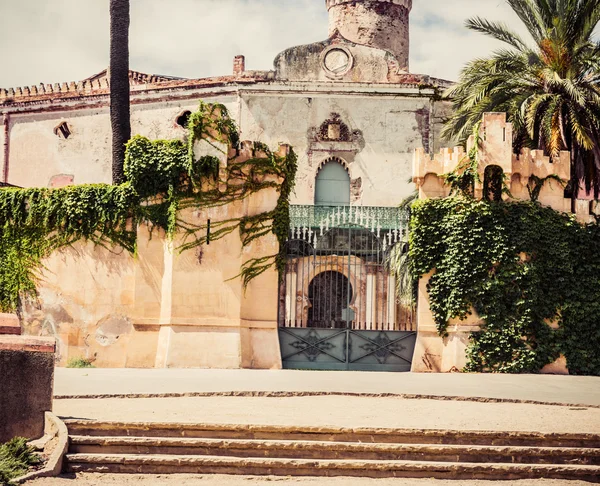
[327,0,411,71]
[240,90,449,207]
[21,241,142,367]
[7,96,237,188]
[6,86,450,209]
[275,40,399,84]
[19,144,284,370]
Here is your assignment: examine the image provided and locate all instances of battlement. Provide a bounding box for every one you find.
[412,146,465,182]
[512,148,570,182]
[412,112,587,219]
[0,79,109,101]
[326,0,412,11]
[413,145,571,186]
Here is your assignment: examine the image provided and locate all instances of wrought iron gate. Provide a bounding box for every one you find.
[278,205,416,372]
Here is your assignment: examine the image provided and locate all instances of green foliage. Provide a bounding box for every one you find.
[443,122,481,197]
[124,137,188,198]
[0,101,297,313]
[66,357,95,368]
[0,437,40,484]
[410,196,600,375]
[443,0,600,199]
[0,184,138,312]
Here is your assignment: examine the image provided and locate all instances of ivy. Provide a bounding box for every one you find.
[0,101,297,314]
[410,197,600,375]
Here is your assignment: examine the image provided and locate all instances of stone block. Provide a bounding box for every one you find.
[541,355,569,375]
[0,335,56,442]
[0,313,21,335]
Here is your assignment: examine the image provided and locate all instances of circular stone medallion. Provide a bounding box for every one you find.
[322,47,353,77]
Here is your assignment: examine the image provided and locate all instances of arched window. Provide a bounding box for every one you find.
[315,159,350,207]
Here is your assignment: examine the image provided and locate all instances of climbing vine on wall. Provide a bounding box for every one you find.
[410,197,600,375]
[0,101,297,313]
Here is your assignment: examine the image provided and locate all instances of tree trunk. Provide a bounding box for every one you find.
[110,0,131,185]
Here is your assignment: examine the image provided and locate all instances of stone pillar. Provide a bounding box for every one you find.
[0,336,56,442]
[387,274,396,330]
[366,269,376,330]
[285,262,297,327]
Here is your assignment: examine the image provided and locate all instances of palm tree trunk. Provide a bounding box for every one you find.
[110,0,131,185]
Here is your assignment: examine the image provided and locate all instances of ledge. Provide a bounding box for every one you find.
[0,335,56,353]
[0,313,21,335]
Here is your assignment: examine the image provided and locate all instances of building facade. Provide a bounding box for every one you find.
[0,0,455,370]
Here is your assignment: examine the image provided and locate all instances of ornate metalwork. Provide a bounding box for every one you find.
[352,331,412,365]
[288,329,339,362]
[279,204,415,372]
[279,327,416,371]
[289,205,408,233]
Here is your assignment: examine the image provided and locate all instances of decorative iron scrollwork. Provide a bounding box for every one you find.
[289,329,337,362]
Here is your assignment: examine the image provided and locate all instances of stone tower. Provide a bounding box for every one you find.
[326,0,412,71]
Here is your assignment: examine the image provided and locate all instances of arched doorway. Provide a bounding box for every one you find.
[315,159,350,206]
[308,271,353,329]
[484,165,504,202]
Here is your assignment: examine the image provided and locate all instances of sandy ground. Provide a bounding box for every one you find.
[54,395,600,434]
[27,474,596,485]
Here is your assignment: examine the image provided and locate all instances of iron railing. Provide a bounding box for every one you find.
[289,205,409,232]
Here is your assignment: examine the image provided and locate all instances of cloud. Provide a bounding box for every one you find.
[0,0,521,88]
[411,0,524,80]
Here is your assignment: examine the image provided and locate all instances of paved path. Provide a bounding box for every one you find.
[53,395,600,434]
[54,368,600,406]
[28,474,595,486]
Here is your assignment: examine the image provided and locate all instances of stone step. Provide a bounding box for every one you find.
[68,435,600,465]
[63,421,600,448]
[64,453,600,481]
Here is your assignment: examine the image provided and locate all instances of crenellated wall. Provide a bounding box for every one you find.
[412,112,587,219]
[410,112,582,374]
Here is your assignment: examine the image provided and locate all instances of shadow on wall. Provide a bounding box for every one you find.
[20,240,140,367]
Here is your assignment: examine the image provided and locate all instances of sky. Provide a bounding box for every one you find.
[0,0,523,89]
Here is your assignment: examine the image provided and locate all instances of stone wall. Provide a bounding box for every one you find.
[6,96,238,188]
[19,143,286,370]
[241,90,450,207]
[412,113,590,219]
[410,113,575,373]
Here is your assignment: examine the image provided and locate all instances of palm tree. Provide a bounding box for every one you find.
[109,0,131,184]
[443,0,600,209]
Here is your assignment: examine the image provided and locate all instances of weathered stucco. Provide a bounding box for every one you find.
[20,144,287,369]
[327,0,412,71]
[1,0,456,369]
[2,85,450,206]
